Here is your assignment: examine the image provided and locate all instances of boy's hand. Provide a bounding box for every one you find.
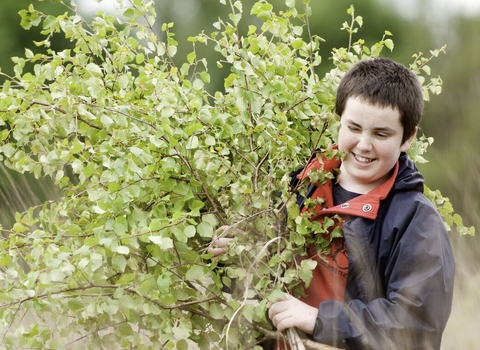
[207,225,240,258]
[268,294,318,335]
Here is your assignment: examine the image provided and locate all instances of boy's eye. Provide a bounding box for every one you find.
[375,132,388,138]
[348,126,360,132]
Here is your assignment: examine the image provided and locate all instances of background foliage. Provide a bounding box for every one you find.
[0,0,478,349]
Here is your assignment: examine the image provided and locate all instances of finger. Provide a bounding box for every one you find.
[267,299,288,319]
[207,246,228,257]
[275,315,296,332]
[215,225,244,238]
[214,225,230,236]
[209,237,233,251]
[216,237,233,246]
[207,237,233,255]
[269,296,287,305]
[269,306,294,332]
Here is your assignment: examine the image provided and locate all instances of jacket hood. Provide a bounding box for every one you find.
[393,152,424,194]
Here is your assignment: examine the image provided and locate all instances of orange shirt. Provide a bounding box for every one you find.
[301,238,348,306]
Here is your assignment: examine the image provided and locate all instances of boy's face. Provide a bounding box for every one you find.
[337,97,415,194]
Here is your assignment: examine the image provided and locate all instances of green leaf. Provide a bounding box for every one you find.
[19,6,41,30]
[112,255,127,272]
[117,322,134,336]
[156,273,172,294]
[209,302,225,319]
[250,2,273,19]
[184,225,196,238]
[86,63,103,76]
[186,135,199,149]
[136,53,145,64]
[68,297,85,312]
[197,221,213,238]
[291,39,304,49]
[177,339,189,350]
[149,236,174,250]
[384,38,394,51]
[299,259,317,286]
[185,266,205,281]
[116,246,130,255]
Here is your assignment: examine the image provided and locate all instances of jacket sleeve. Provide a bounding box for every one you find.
[312,196,455,350]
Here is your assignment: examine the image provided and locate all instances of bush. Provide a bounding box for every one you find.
[0,0,472,348]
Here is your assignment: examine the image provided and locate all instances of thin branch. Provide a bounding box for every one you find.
[172,147,228,225]
[253,151,270,192]
[251,324,341,350]
[283,96,310,114]
[0,283,218,314]
[65,318,130,347]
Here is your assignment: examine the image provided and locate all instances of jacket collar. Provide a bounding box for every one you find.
[297,150,398,220]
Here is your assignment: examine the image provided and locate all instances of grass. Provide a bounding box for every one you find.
[441,233,480,349]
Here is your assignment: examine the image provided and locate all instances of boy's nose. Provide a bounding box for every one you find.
[356,133,373,151]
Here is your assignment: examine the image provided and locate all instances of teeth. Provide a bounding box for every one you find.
[355,154,373,163]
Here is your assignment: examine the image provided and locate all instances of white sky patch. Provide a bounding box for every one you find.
[74,0,131,16]
[375,0,480,47]
[383,0,480,19]
[76,0,202,21]
[77,0,480,19]
[455,0,480,17]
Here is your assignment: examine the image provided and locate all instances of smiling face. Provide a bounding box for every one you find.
[337,97,416,194]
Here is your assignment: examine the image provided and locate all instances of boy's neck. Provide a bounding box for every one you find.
[337,167,393,194]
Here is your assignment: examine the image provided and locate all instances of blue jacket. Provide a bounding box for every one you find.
[296,152,455,350]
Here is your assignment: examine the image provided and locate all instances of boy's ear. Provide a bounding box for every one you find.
[400,126,418,152]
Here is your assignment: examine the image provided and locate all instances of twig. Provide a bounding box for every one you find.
[252,324,341,350]
[287,328,306,350]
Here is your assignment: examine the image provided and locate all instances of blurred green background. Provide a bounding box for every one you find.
[0,0,478,348]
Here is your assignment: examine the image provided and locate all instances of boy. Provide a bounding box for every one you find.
[209,57,455,349]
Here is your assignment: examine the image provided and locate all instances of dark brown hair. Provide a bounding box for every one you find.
[335,57,424,143]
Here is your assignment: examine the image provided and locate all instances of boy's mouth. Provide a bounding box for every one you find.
[353,153,374,164]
